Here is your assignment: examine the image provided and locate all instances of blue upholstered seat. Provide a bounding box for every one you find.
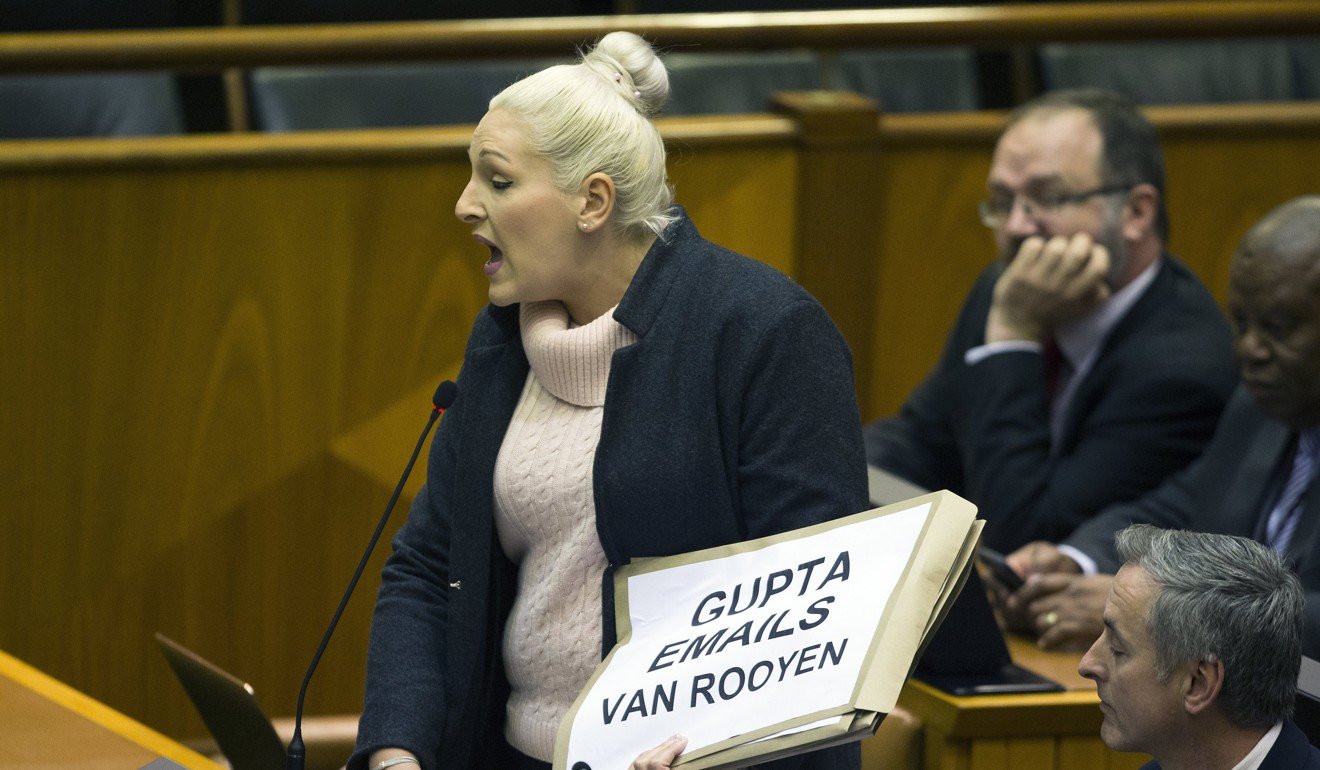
[0,72,184,139]
[831,47,980,112]
[248,59,570,131]
[1289,39,1320,100]
[661,50,822,116]
[1038,39,1294,104]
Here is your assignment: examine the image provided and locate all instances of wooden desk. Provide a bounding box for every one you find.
[0,648,224,770]
[895,637,1148,770]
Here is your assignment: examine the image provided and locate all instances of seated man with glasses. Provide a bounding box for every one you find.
[864,88,1237,551]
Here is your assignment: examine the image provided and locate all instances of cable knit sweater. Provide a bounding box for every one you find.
[493,299,637,760]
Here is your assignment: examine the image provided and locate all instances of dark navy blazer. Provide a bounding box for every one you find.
[1139,719,1320,770]
[351,212,868,770]
[864,257,1237,551]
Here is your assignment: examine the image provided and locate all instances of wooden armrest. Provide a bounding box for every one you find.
[862,705,923,770]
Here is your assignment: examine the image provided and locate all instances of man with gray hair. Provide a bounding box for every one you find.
[1081,524,1320,769]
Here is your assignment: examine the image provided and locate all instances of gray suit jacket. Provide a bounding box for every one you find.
[1066,386,1320,655]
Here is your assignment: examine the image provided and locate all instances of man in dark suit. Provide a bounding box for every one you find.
[1001,196,1320,656]
[1082,525,1320,770]
[864,89,1237,552]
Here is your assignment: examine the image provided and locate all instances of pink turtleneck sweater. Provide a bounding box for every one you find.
[493,299,637,761]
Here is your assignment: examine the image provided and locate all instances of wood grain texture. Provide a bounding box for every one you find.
[6,100,1320,754]
[4,1,1320,73]
[0,121,797,742]
[894,638,1149,770]
[0,649,224,769]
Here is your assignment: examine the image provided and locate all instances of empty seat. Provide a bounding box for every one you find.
[1289,38,1320,99]
[240,0,590,24]
[250,52,826,129]
[0,1,198,138]
[248,59,570,131]
[831,47,980,112]
[1038,39,1294,104]
[0,72,184,139]
[635,0,913,9]
[661,50,822,116]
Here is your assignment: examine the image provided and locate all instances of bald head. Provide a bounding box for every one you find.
[1236,196,1320,280]
[1228,196,1320,428]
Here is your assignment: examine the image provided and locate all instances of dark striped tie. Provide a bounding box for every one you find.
[1266,430,1320,553]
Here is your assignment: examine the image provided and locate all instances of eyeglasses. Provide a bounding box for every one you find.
[977,184,1132,229]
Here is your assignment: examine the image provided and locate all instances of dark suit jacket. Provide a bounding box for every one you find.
[1139,719,1320,769]
[1066,385,1320,656]
[350,212,867,770]
[864,257,1237,551]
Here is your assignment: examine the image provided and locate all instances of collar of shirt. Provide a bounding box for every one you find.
[1229,720,1283,770]
[1053,258,1161,374]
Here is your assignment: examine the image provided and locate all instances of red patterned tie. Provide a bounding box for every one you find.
[1042,337,1064,406]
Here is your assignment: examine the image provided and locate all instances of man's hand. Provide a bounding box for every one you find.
[985,233,1112,343]
[632,735,688,770]
[988,542,1082,634]
[1020,573,1113,651]
[1007,541,1082,580]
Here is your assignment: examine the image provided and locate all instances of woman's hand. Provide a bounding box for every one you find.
[631,734,688,770]
[368,748,419,770]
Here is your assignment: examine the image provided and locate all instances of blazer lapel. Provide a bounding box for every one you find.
[447,330,528,561]
[442,329,528,727]
[1288,454,1320,572]
[1056,259,1170,445]
[1220,419,1291,537]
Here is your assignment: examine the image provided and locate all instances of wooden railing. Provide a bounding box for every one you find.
[2,0,1319,73]
[5,0,1320,749]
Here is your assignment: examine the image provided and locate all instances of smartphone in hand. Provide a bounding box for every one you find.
[979,547,1024,592]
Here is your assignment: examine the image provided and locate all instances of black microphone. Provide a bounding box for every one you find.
[286,380,458,770]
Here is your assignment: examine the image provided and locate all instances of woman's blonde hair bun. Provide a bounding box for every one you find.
[582,31,670,119]
[489,32,676,240]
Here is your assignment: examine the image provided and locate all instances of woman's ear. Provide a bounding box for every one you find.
[578,173,616,233]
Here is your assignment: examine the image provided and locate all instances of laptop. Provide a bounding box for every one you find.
[913,565,1064,696]
[155,632,286,770]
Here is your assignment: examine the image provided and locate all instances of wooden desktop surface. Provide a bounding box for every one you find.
[0,648,223,770]
[896,636,1148,770]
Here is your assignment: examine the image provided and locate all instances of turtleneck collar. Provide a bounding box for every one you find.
[519,300,638,407]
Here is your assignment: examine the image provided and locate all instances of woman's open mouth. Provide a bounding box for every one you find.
[483,246,504,276]
[474,234,503,276]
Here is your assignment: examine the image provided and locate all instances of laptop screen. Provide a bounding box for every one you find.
[156,633,286,770]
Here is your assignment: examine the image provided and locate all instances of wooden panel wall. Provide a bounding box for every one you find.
[4,101,1320,748]
[0,121,799,741]
[867,122,998,423]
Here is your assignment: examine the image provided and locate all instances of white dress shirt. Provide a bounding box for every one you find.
[1229,721,1283,770]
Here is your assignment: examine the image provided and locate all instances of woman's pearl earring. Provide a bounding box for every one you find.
[580,222,591,231]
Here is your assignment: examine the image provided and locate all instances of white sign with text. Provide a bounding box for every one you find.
[557,501,933,770]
